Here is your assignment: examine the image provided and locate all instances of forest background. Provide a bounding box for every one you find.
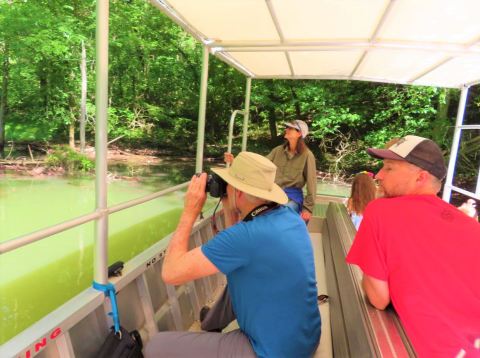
[0,0,479,186]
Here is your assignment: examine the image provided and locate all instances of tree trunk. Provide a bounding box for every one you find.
[69,122,75,148]
[268,107,278,143]
[79,40,87,153]
[436,88,450,122]
[266,84,279,144]
[432,88,451,143]
[38,61,49,117]
[290,85,301,118]
[0,43,9,158]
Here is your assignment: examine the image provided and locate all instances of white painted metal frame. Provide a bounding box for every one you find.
[442,86,480,202]
[227,109,245,165]
[94,0,109,285]
[149,0,480,88]
[241,77,252,152]
[195,47,209,173]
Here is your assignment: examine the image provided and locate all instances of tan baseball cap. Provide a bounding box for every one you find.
[367,135,447,180]
[285,120,309,138]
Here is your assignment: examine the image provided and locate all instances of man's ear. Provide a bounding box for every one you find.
[416,170,430,184]
[235,188,244,201]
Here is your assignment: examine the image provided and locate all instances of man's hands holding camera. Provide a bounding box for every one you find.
[184,173,208,216]
[185,172,228,214]
[186,172,239,226]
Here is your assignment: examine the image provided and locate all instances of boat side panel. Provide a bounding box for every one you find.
[5,215,225,358]
[68,307,109,357]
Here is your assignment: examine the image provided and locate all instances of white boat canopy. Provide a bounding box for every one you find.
[151,0,480,89]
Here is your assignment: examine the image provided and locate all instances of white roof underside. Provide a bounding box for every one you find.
[151,0,480,88]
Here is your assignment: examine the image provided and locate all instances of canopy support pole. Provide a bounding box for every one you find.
[94,0,109,284]
[241,77,252,151]
[195,47,209,173]
[442,86,469,203]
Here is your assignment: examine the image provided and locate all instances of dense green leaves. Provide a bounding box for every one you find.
[1,0,478,179]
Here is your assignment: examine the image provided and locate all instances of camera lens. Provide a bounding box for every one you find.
[205,173,227,198]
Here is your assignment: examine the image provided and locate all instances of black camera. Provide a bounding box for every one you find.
[205,173,227,198]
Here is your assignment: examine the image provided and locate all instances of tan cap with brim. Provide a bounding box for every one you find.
[367,135,447,180]
[212,152,288,205]
[285,120,309,138]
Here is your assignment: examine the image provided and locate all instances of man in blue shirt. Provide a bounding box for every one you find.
[145,152,321,357]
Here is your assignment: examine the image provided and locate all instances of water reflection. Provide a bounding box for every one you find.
[108,157,219,190]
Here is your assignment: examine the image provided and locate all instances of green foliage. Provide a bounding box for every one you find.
[1,0,479,181]
[45,145,93,173]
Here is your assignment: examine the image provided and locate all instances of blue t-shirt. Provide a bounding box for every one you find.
[351,211,363,230]
[202,206,321,358]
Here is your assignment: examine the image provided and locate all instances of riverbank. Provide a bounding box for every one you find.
[0,144,209,178]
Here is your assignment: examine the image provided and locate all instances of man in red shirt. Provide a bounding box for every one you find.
[346,135,480,357]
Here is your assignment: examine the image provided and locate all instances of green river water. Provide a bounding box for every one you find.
[0,162,349,344]
[0,160,208,344]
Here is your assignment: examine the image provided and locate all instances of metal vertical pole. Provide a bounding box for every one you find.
[195,47,209,173]
[80,40,87,153]
[476,166,480,197]
[442,86,469,203]
[241,77,252,151]
[94,0,109,284]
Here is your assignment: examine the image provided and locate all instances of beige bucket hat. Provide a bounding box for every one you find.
[212,152,288,205]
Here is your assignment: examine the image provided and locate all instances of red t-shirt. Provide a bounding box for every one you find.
[346,195,480,357]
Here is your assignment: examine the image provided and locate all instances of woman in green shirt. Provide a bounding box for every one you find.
[225,120,317,222]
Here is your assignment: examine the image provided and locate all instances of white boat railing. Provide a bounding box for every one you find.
[0,182,189,255]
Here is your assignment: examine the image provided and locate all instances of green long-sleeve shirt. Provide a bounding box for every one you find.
[266,144,317,213]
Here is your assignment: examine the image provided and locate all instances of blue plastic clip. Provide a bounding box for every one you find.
[93,281,121,335]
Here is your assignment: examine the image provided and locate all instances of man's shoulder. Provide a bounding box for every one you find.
[365,197,396,210]
[258,206,306,228]
[368,195,441,208]
[363,196,421,217]
[364,195,465,222]
[260,205,298,220]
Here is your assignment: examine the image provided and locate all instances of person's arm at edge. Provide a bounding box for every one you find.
[301,150,316,220]
[362,274,390,310]
[162,174,219,286]
[224,152,234,164]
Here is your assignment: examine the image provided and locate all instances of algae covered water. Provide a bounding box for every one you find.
[0,174,188,344]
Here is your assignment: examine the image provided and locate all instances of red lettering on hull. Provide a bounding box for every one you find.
[18,327,62,358]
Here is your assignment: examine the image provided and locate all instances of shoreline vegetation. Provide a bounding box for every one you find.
[0,142,351,185]
[0,143,163,177]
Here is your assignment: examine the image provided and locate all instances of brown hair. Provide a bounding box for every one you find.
[284,137,307,154]
[296,137,307,154]
[348,173,377,215]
